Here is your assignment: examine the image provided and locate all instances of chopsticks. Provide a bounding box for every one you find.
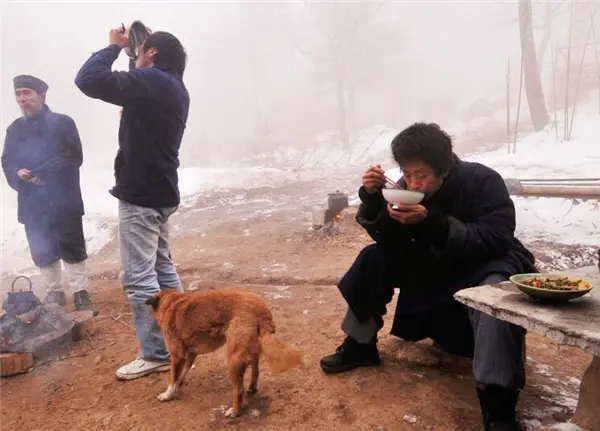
[384,174,401,189]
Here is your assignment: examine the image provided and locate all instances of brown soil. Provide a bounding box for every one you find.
[0,208,593,431]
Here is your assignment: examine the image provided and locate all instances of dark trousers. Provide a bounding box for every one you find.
[24,216,88,268]
[339,246,526,390]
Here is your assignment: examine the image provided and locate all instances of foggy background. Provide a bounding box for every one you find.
[3,0,573,167]
[2,0,599,274]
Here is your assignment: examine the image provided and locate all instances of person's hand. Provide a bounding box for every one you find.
[362,164,386,194]
[29,176,44,186]
[387,203,427,225]
[109,26,129,48]
[17,168,31,181]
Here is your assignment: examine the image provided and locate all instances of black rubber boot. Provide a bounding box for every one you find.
[44,290,67,307]
[477,384,521,431]
[73,290,99,316]
[320,336,381,374]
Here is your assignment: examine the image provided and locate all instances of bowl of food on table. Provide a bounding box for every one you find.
[509,273,594,302]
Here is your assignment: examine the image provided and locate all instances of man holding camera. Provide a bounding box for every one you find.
[2,75,97,314]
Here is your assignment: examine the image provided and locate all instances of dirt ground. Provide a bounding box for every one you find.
[0,208,594,431]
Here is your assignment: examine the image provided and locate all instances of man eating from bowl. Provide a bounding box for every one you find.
[320,122,537,431]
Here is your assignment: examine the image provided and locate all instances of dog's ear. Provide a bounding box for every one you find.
[145,295,160,310]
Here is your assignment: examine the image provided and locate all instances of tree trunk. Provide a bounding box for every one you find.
[519,0,550,131]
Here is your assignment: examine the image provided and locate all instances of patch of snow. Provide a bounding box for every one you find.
[403,414,417,424]
[264,285,292,300]
[349,197,361,207]
[525,360,581,424]
[210,405,229,421]
[261,263,288,274]
[540,423,587,431]
[534,363,553,377]
[522,418,542,431]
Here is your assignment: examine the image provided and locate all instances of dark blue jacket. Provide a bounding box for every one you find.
[2,106,84,224]
[74,45,190,209]
[344,156,536,323]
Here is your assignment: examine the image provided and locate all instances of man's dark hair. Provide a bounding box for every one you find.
[390,122,454,177]
[143,31,187,78]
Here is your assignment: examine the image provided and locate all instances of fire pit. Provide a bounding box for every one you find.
[312,191,349,235]
[0,276,85,376]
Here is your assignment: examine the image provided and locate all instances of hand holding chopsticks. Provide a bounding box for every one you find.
[363,164,400,193]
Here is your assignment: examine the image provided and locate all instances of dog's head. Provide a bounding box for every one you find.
[145,289,180,314]
[145,294,161,311]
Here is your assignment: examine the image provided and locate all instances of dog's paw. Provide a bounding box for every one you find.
[157,391,174,402]
[246,387,257,396]
[224,407,238,418]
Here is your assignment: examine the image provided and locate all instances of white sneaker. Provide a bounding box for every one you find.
[116,358,170,380]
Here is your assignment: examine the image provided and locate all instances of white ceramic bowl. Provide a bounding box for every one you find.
[382,188,425,205]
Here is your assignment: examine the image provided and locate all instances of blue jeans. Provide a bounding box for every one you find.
[118,200,183,361]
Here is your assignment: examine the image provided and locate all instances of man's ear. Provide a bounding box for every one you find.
[145,295,160,310]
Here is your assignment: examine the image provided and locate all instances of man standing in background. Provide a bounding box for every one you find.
[2,75,97,315]
[75,26,189,380]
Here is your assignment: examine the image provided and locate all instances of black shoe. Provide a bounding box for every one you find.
[477,384,521,431]
[73,290,99,316]
[432,340,447,353]
[44,291,67,307]
[489,423,521,431]
[320,336,381,374]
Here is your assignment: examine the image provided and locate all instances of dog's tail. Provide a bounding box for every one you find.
[260,321,304,374]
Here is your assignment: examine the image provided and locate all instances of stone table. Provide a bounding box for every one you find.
[454,266,600,431]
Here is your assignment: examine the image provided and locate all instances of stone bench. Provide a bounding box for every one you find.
[454,266,599,431]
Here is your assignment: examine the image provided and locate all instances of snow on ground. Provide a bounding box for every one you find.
[178,165,329,198]
[1,126,399,275]
[0,165,327,275]
[2,92,599,275]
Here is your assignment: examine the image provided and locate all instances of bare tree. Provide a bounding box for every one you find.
[518,0,550,131]
[543,0,599,113]
[536,2,572,70]
[279,1,390,150]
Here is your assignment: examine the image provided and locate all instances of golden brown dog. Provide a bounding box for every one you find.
[145,288,304,417]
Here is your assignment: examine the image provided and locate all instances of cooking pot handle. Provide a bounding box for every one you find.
[11,275,33,293]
